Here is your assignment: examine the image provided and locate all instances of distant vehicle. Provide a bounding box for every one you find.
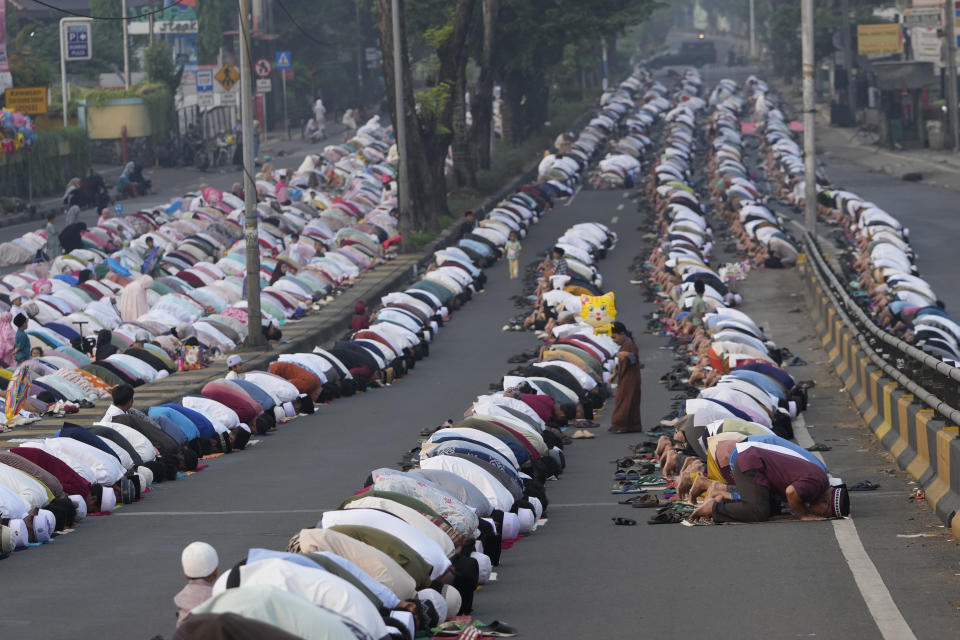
[649,39,718,68]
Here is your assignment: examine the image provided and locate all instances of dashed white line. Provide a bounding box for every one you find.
[610,216,619,224]
[563,185,583,207]
[617,204,624,211]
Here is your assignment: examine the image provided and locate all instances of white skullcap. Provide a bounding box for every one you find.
[788,400,798,418]
[69,495,87,520]
[517,508,535,534]
[550,275,571,290]
[471,551,492,584]
[274,406,286,423]
[136,472,148,493]
[388,611,414,638]
[417,588,447,623]
[181,541,219,579]
[474,539,483,555]
[441,585,461,621]
[35,509,54,542]
[137,465,154,487]
[283,401,296,418]
[501,512,520,541]
[9,519,28,549]
[226,355,243,368]
[99,486,116,513]
[480,517,497,536]
[528,497,543,519]
[0,524,12,554]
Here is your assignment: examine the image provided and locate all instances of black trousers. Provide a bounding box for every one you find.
[712,465,774,523]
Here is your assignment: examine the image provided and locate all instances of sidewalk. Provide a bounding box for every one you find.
[772,78,960,193]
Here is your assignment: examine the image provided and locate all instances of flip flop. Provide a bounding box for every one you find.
[648,510,684,524]
[476,621,519,637]
[806,443,831,452]
[849,480,880,491]
[618,494,653,505]
[612,517,637,526]
[610,483,647,494]
[630,494,661,508]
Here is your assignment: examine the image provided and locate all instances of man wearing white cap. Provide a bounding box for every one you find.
[175,541,220,626]
[225,355,244,380]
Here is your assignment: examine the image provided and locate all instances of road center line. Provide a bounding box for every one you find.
[563,185,582,207]
[610,216,619,224]
[793,418,917,639]
[617,203,624,210]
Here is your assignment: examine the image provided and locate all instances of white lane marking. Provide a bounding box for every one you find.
[610,216,619,224]
[794,418,917,640]
[114,508,324,516]
[563,185,582,207]
[617,203,624,211]
[622,192,629,199]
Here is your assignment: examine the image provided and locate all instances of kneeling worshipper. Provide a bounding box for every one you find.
[690,440,850,523]
[175,541,220,626]
[6,446,101,514]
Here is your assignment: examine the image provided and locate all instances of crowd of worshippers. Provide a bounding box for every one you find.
[618,72,851,524]
[0,117,419,424]
[170,256,625,640]
[0,94,596,560]
[745,78,960,363]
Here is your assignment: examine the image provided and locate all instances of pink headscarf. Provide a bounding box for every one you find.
[117,275,153,323]
[0,312,16,367]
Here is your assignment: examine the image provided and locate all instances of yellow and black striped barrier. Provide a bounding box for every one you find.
[799,256,960,533]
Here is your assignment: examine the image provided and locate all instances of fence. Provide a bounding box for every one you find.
[176,105,240,141]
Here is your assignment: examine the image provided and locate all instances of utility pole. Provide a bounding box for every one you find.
[601,37,609,90]
[749,0,756,58]
[122,0,130,89]
[839,0,856,121]
[801,0,817,234]
[391,0,410,245]
[239,0,265,346]
[946,0,960,150]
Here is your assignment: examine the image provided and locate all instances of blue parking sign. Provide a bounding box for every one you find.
[66,23,92,61]
[275,51,292,70]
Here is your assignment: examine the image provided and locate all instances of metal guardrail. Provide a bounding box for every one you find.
[801,230,960,425]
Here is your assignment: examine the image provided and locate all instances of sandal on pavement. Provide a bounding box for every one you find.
[610,483,647,494]
[618,494,652,505]
[648,510,684,524]
[849,480,880,491]
[612,517,637,526]
[630,494,661,508]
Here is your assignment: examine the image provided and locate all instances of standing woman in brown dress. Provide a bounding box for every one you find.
[609,321,643,433]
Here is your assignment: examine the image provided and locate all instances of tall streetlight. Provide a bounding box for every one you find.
[801,0,817,234]
[239,0,265,346]
[391,0,410,242]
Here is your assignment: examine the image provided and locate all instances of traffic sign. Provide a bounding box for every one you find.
[65,22,92,61]
[275,51,292,70]
[196,69,214,92]
[254,58,272,78]
[215,64,239,91]
[6,87,48,115]
[256,78,272,93]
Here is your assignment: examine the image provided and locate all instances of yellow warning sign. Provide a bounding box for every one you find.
[215,64,240,91]
[6,87,48,114]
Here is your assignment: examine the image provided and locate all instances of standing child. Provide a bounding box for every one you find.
[505,231,522,280]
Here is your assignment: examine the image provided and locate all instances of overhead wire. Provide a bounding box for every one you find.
[27,0,186,20]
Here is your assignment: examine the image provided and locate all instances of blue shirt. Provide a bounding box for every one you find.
[14,329,30,363]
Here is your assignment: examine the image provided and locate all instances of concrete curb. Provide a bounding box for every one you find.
[800,257,960,532]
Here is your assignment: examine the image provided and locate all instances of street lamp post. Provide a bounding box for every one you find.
[391,0,410,243]
[801,0,817,234]
[239,0,265,347]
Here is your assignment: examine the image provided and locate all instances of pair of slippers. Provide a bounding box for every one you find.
[571,429,595,439]
[619,494,661,508]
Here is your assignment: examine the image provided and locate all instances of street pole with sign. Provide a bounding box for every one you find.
[122,0,130,89]
[946,0,960,151]
[239,0,265,347]
[59,18,92,127]
[391,0,410,249]
[801,0,817,234]
[276,51,291,140]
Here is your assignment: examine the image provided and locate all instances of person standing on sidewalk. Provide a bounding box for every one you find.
[505,231,522,280]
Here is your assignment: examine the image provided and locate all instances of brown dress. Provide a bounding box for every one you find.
[611,338,642,432]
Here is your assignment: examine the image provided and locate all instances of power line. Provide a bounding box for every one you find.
[274,0,325,47]
[26,0,185,21]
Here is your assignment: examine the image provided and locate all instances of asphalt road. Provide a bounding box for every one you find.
[2,182,957,639]
[2,45,959,636]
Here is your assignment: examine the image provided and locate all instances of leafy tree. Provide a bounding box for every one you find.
[197,0,228,64]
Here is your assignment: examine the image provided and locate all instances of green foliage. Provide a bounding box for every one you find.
[410,231,436,246]
[437,214,453,228]
[414,82,453,134]
[0,127,90,200]
[144,42,176,88]
[423,24,454,51]
[197,0,228,63]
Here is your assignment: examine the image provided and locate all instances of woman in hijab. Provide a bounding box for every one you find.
[117,162,139,199]
[64,205,80,227]
[269,261,288,286]
[95,329,118,361]
[609,321,642,433]
[59,221,88,254]
[118,275,153,322]
[0,311,16,367]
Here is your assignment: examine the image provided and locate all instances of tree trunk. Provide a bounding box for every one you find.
[452,68,477,189]
[524,72,549,137]
[470,0,499,170]
[377,0,475,250]
[501,71,525,146]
